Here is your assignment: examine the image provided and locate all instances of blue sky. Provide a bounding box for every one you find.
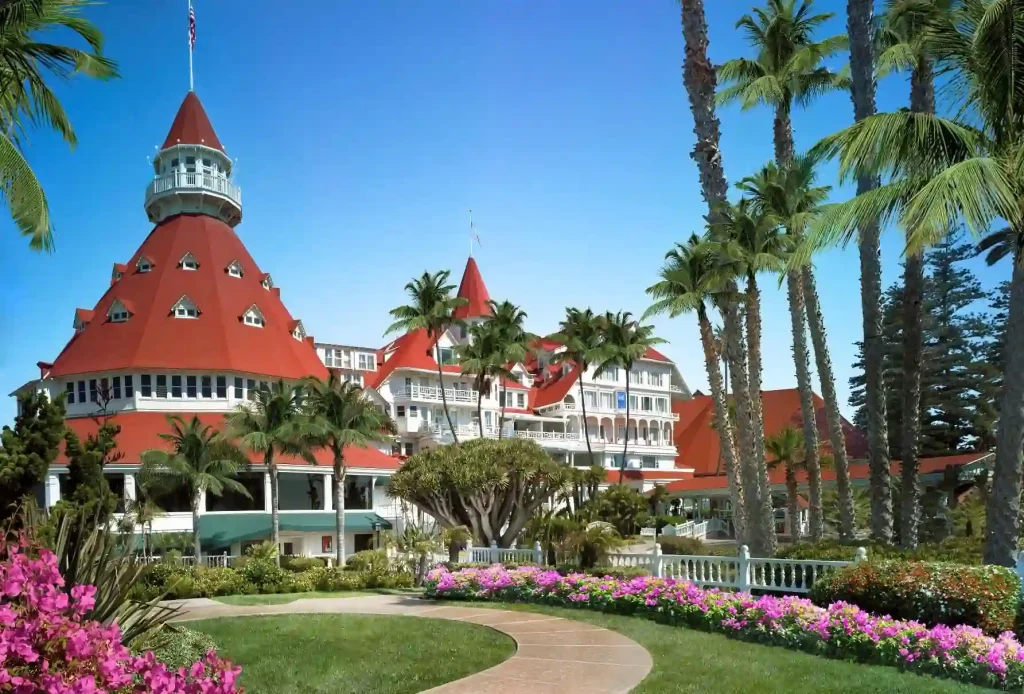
[0,1,1009,425]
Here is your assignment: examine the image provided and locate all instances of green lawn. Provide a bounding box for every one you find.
[213,588,422,606]
[191,614,514,694]
[480,602,990,694]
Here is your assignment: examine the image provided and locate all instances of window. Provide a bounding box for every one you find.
[108,299,131,323]
[141,375,152,397]
[125,375,134,397]
[89,379,98,403]
[186,376,197,398]
[185,156,196,173]
[170,158,179,171]
[642,456,657,469]
[234,377,243,398]
[613,454,625,469]
[246,379,256,401]
[77,381,86,402]
[629,395,638,410]
[358,353,376,370]
[216,376,226,398]
[409,406,418,417]
[261,275,273,290]
[179,253,199,271]
[600,367,619,382]
[243,307,265,327]
[171,375,182,398]
[517,393,525,408]
[65,382,74,404]
[199,376,210,398]
[397,405,406,417]
[630,370,643,385]
[172,296,199,318]
[112,376,121,399]
[404,443,414,456]
[227,261,243,278]
[438,347,456,365]
[498,391,505,407]
[155,375,167,398]
[641,396,653,411]
[585,391,598,409]
[656,397,667,413]
[202,158,212,173]
[136,257,153,273]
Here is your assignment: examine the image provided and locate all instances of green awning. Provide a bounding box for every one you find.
[198,512,392,549]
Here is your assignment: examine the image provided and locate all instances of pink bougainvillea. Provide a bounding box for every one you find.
[426,565,1024,690]
[0,538,242,693]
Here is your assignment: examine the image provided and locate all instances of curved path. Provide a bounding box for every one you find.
[172,594,653,693]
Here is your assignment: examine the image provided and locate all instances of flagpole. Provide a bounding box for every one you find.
[469,209,474,257]
[188,0,194,91]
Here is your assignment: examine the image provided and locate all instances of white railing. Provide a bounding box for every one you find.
[660,520,708,539]
[605,544,866,594]
[514,430,580,442]
[428,423,500,439]
[145,172,242,207]
[670,385,682,393]
[465,541,544,565]
[393,386,479,404]
[138,553,237,568]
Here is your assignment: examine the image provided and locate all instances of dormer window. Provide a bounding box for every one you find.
[226,260,243,278]
[113,271,123,282]
[136,256,153,273]
[171,295,200,319]
[179,252,199,271]
[108,299,131,323]
[242,305,265,328]
[291,320,306,341]
[261,274,274,290]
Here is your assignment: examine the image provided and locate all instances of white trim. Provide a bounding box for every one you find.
[171,295,200,319]
[178,252,200,271]
[226,260,244,278]
[242,305,265,328]
[107,299,131,323]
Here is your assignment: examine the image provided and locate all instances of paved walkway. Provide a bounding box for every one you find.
[172,594,653,693]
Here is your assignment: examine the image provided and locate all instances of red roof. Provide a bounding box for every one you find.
[644,347,671,362]
[48,214,328,380]
[533,365,580,407]
[60,413,400,470]
[74,309,94,325]
[161,92,224,152]
[452,257,491,320]
[366,329,440,389]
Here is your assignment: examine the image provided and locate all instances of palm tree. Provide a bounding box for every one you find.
[646,236,748,543]
[124,489,162,561]
[809,0,1024,560]
[227,380,318,565]
[386,270,468,443]
[140,415,250,560]
[550,308,603,465]
[457,322,514,438]
[874,0,950,550]
[766,427,806,540]
[304,374,396,566]
[486,300,532,438]
[717,0,848,544]
[0,0,117,251]
[594,311,665,485]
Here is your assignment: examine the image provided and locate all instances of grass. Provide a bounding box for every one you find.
[191,614,514,694]
[213,588,422,606]
[476,602,991,694]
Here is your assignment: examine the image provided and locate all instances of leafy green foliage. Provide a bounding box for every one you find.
[280,555,327,573]
[53,420,120,537]
[590,484,648,537]
[811,560,1020,635]
[777,536,986,565]
[0,391,64,521]
[131,626,217,670]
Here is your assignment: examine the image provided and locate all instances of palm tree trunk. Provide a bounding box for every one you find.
[476,380,485,438]
[698,309,746,543]
[786,269,823,541]
[984,250,1024,566]
[745,274,770,525]
[434,341,459,444]
[334,448,346,566]
[802,268,855,539]
[192,495,202,562]
[620,375,631,484]
[499,381,507,439]
[900,58,934,551]
[786,466,800,541]
[847,0,892,544]
[268,451,281,566]
[578,370,595,465]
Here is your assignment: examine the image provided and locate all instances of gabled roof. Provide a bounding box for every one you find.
[644,347,671,362]
[48,214,328,380]
[453,257,491,320]
[366,328,441,389]
[74,308,94,328]
[533,364,581,408]
[161,92,224,152]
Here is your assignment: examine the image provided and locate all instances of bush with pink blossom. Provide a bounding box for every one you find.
[425,564,1024,690]
[0,538,242,692]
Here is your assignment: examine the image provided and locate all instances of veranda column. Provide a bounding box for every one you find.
[263,472,272,513]
[44,474,60,510]
[323,473,332,512]
[123,473,137,503]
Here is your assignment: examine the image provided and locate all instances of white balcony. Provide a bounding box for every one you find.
[514,430,581,443]
[393,386,479,404]
[146,171,241,207]
[427,423,501,439]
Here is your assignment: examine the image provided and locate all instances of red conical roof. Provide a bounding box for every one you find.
[162,92,224,152]
[49,214,328,380]
[453,257,491,320]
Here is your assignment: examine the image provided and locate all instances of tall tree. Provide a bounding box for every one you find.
[457,322,514,438]
[486,300,532,438]
[550,308,603,464]
[0,0,117,250]
[718,0,848,543]
[386,270,468,443]
[305,374,396,565]
[808,0,1024,563]
[739,157,854,539]
[141,416,250,560]
[766,427,807,540]
[594,311,664,484]
[227,380,318,565]
[0,391,65,520]
[680,0,774,554]
[646,235,747,543]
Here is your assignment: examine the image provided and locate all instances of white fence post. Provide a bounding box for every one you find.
[533,541,543,566]
[652,543,663,578]
[490,540,499,564]
[737,545,751,592]
[854,547,868,563]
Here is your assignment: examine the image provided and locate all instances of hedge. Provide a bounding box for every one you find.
[810,561,1021,636]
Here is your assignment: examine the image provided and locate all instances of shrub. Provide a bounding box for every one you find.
[345,548,389,572]
[811,561,1020,636]
[281,555,327,573]
[657,536,709,555]
[777,537,984,565]
[132,626,217,669]
[586,565,650,579]
[192,567,247,597]
[237,555,290,593]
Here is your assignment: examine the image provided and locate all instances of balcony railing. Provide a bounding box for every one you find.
[427,423,500,439]
[393,386,479,404]
[515,430,581,442]
[145,172,242,208]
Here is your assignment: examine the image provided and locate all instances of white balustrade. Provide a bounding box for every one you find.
[514,430,580,442]
[465,541,544,565]
[145,172,242,207]
[393,386,480,404]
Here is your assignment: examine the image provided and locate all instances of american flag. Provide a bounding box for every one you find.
[189,3,196,50]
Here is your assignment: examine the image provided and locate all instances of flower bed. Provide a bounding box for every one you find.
[425,565,1024,690]
[1,540,241,692]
